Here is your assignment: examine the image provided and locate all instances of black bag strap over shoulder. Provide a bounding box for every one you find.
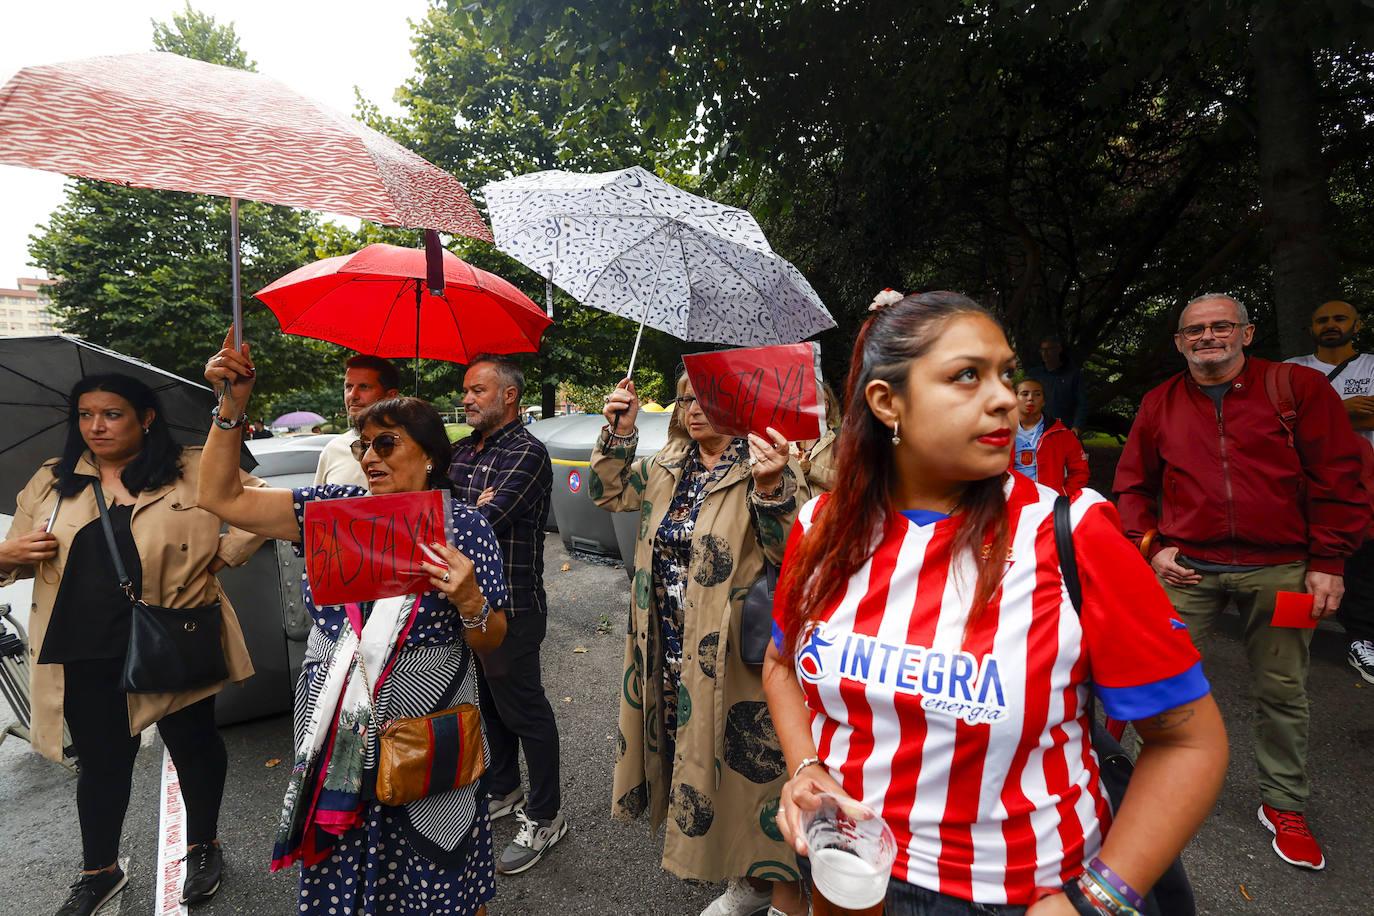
[1325,352,1359,381]
[1053,494,1081,614]
[1051,493,1196,916]
[91,479,137,603]
[1053,495,1093,722]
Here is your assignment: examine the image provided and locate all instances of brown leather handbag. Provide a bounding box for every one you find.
[374,648,485,807]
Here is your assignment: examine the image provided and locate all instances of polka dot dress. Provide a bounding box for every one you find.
[298,806,494,915]
[288,486,508,916]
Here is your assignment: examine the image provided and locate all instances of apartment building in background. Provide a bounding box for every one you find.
[0,277,58,335]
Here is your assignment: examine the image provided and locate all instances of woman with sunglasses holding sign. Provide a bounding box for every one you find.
[764,291,1229,916]
[200,334,508,916]
[0,372,265,916]
[593,370,809,916]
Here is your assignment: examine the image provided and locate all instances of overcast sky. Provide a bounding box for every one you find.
[0,0,433,286]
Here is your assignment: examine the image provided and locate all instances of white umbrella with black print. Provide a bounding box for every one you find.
[481,165,835,377]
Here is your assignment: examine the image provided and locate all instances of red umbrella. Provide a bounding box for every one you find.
[0,52,493,343]
[256,244,552,391]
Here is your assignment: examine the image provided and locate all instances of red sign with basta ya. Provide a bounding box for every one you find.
[302,490,452,606]
[683,342,827,441]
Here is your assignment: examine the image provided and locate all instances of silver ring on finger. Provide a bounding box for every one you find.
[748,455,759,466]
[442,572,451,583]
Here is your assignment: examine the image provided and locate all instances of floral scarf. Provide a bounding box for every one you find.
[270,594,416,871]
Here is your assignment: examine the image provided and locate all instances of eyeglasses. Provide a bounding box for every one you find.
[1178,321,1242,341]
[350,433,403,461]
[676,396,698,409]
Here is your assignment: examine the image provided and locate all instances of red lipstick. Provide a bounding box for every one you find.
[978,428,1011,447]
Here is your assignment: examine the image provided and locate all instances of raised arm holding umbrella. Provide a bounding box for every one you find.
[200,332,508,916]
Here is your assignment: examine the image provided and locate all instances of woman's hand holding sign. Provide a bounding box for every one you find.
[420,541,506,653]
[748,427,790,496]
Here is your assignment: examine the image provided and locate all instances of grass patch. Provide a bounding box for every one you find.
[1081,432,1125,449]
[445,423,474,443]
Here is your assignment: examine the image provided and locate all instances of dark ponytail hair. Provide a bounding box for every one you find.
[52,374,183,497]
[779,291,1011,654]
[354,397,455,492]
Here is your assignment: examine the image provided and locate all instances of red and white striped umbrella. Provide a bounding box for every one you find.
[0,52,492,341]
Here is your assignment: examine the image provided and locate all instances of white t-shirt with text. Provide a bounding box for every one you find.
[1285,353,1374,445]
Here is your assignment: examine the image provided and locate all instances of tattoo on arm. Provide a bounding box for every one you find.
[1135,706,1195,734]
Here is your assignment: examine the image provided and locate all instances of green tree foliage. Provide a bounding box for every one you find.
[434,0,1374,420]
[28,5,339,405]
[375,2,693,409]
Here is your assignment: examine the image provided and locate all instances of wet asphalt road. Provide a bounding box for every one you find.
[2,533,1372,915]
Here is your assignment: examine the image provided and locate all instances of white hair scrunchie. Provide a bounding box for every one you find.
[869,288,904,312]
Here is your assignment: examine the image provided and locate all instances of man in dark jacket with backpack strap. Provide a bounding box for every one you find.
[1115,293,1370,872]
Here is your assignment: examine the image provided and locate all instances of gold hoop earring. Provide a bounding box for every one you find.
[892,420,901,445]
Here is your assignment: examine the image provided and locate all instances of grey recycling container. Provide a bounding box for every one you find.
[528,415,585,532]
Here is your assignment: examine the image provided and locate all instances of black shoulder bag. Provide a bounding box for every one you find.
[740,491,781,669]
[92,480,229,694]
[1053,495,1195,916]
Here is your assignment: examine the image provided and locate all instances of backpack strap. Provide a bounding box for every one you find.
[1053,494,1081,614]
[1263,361,1298,448]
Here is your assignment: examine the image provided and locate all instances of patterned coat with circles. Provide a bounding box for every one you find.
[590,425,806,883]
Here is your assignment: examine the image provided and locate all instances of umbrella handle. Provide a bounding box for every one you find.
[230,197,242,350]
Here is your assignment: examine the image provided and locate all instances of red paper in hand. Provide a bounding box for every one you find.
[683,343,826,441]
[302,490,451,606]
[1271,590,1317,629]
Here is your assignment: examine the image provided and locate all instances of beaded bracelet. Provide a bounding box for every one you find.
[210,406,246,430]
[1087,859,1146,913]
[753,481,784,500]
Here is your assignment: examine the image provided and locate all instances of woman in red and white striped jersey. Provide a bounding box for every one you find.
[763,291,1229,916]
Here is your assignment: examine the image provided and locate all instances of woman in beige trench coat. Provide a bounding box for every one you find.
[0,373,262,916]
[591,373,809,916]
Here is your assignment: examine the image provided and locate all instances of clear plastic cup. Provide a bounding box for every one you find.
[804,793,898,915]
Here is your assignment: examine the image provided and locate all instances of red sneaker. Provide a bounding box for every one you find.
[1258,804,1326,870]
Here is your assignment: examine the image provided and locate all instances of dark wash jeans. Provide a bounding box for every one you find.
[799,854,1028,916]
[885,881,1028,916]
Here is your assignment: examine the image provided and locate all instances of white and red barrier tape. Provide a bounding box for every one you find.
[153,746,188,916]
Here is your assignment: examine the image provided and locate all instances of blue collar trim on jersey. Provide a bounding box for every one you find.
[900,509,950,527]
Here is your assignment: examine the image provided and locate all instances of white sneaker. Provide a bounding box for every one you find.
[486,786,526,820]
[700,878,771,916]
[496,809,567,874]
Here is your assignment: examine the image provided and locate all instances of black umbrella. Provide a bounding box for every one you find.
[0,335,255,511]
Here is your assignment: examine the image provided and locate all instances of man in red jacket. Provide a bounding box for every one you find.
[1008,378,1089,494]
[1114,293,1369,872]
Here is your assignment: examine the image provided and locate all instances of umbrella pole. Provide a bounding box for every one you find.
[414,279,422,397]
[230,197,242,349]
[622,226,677,383]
